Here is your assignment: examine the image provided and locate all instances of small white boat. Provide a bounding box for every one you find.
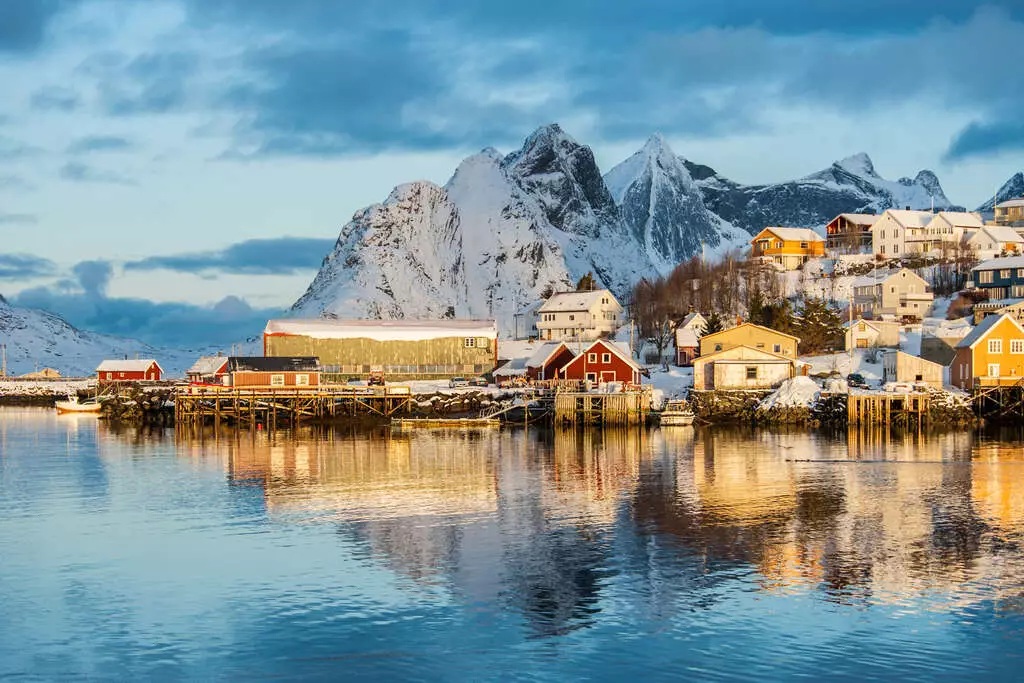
[660,400,695,426]
[55,395,102,415]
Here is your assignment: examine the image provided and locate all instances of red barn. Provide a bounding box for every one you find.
[96,359,163,382]
[525,342,575,380]
[560,340,642,384]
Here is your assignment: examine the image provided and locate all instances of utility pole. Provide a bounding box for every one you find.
[1,343,6,377]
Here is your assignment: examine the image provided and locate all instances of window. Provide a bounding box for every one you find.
[714,343,723,352]
[295,374,309,386]
[270,374,285,386]
[1012,340,1024,354]
[756,342,765,348]
[601,353,611,363]
[800,241,808,249]
[1001,269,1012,279]
[1013,286,1024,298]
[464,337,476,348]
[569,314,575,321]
[989,339,1003,354]
[979,271,994,284]
[858,322,866,332]
[588,353,597,363]
[773,344,781,353]
[745,366,758,380]
[989,363,1001,377]
[585,372,597,382]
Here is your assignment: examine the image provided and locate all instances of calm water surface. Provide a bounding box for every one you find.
[2,408,1024,680]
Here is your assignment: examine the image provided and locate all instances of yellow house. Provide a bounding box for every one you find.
[750,227,826,270]
[951,314,1024,390]
[699,322,800,358]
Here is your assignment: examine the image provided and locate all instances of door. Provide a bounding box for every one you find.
[704,363,715,389]
[989,363,1000,378]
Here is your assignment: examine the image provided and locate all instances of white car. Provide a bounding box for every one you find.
[448,377,469,388]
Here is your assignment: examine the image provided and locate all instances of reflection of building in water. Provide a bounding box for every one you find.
[971,440,1024,535]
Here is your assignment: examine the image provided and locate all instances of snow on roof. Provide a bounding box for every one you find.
[96,359,161,372]
[264,318,497,341]
[494,358,527,377]
[979,225,1024,243]
[838,213,880,226]
[187,356,228,375]
[956,315,1004,349]
[675,328,699,348]
[997,198,1024,209]
[884,209,934,228]
[563,339,641,372]
[538,289,616,313]
[973,255,1024,271]
[525,342,568,368]
[679,311,706,330]
[851,268,922,288]
[515,301,544,315]
[934,211,984,228]
[758,227,824,242]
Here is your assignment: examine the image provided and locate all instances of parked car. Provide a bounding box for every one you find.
[367,371,385,386]
[449,377,469,388]
[847,373,868,389]
[345,376,363,386]
[884,381,913,393]
[469,377,488,387]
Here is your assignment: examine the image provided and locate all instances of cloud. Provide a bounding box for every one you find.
[0,0,70,54]
[59,161,135,185]
[0,136,43,161]
[30,86,81,112]
[79,50,201,116]
[66,135,134,154]
[0,174,33,191]
[71,259,113,297]
[125,237,335,275]
[0,253,55,280]
[944,120,1024,162]
[0,212,37,225]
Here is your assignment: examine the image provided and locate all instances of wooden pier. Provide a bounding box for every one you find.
[554,391,650,426]
[174,386,413,427]
[847,392,929,426]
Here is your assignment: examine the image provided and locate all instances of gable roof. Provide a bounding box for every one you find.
[754,227,824,243]
[693,344,804,365]
[675,328,699,348]
[882,209,934,228]
[538,289,618,313]
[187,356,229,376]
[228,356,320,372]
[882,350,944,369]
[493,358,527,377]
[679,311,706,330]
[851,267,927,289]
[525,341,571,368]
[955,314,1024,349]
[976,225,1024,243]
[932,211,984,229]
[973,255,1024,272]
[701,321,801,344]
[997,198,1024,209]
[563,339,642,372]
[831,213,880,227]
[96,359,162,373]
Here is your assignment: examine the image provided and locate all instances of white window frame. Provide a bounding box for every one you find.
[587,353,597,363]
[1012,340,1024,354]
[270,374,285,386]
[989,339,1003,354]
[295,374,309,386]
[464,337,476,348]
[988,363,1001,378]
[585,372,597,382]
[601,353,611,363]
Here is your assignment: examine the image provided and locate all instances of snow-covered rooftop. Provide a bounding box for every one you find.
[525,342,568,368]
[494,358,527,377]
[538,289,616,313]
[838,213,880,226]
[187,356,229,376]
[934,211,984,228]
[979,225,1024,243]
[675,328,699,348]
[264,318,497,342]
[96,359,161,372]
[956,314,1010,349]
[997,198,1024,209]
[759,227,824,242]
[884,209,934,228]
[973,256,1024,271]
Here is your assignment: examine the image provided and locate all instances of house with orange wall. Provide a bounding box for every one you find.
[951,314,1024,390]
[749,227,825,270]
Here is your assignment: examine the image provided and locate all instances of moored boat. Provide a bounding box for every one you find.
[659,399,695,426]
[55,395,102,415]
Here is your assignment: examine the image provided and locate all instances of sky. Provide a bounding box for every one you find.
[1,0,1023,347]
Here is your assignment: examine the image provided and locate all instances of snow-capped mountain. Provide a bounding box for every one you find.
[691,152,961,234]
[0,295,193,377]
[604,134,749,270]
[977,172,1024,212]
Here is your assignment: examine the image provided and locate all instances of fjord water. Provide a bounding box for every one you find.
[3,409,1024,680]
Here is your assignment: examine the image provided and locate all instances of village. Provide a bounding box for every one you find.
[4,194,1024,429]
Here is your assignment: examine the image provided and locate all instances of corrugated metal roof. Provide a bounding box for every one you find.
[538,289,617,313]
[96,359,161,372]
[228,357,319,372]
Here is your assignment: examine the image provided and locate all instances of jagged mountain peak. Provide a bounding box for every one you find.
[836,152,876,177]
[977,171,1024,211]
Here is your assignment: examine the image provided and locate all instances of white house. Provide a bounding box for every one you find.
[536,289,623,342]
[967,225,1024,259]
[910,211,984,254]
[844,319,900,350]
[871,209,935,259]
[512,301,544,340]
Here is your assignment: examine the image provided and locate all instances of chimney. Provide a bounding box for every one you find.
[905,205,911,211]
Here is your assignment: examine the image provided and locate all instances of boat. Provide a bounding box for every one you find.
[54,394,102,415]
[659,400,695,426]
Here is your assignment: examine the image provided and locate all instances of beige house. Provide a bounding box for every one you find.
[871,209,935,258]
[699,322,799,357]
[536,289,622,342]
[973,298,1024,325]
[967,225,1024,259]
[911,211,984,254]
[844,319,900,350]
[693,346,805,390]
[852,268,933,320]
[882,351,944,389]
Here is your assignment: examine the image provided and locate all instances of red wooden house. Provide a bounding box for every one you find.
[96,359,163,382]
[525,342,575,380]
[560,340,642,384]
[186,356,230,384]
[228,357,320,388]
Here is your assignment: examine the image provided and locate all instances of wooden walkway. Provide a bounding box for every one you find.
[174,386,413,427]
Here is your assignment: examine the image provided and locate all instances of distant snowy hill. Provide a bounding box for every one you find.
[294,126,972,335]
[690,152,961,234]
[0,295,195,377]
[976,172,1024,212]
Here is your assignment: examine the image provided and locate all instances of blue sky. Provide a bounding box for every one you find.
[1,0,1022,347]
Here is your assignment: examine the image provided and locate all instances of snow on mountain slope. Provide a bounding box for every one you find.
[977,172,1024,212]
[693,152,961,234]
[605,134,748,271]
[0,295,194,377]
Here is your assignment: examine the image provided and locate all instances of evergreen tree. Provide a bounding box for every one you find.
[540,284,555,300]
[701,311,725,336]
[795,297,844,354]
[747,287,766,326]
[576,272,595,291]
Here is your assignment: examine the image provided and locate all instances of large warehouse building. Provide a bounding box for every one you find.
[263,319,498,380]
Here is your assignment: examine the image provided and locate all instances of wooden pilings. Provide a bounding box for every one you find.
[846,392,929,426]
[554,391,650,426]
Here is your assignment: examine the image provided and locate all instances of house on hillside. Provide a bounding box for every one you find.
[994,197,1024,228]
[844,319,900,350]
[186,355,230,384]
[973,298,1024,324]
[560,339,642,385]
[96,359,162,382]
[228,357,320,388]
[693,346,806,390]
[512,301,544,340]
[525,342,575,380]
[749,227,825,270]
[851,268,933,320]
[536,289,623,342]
[970,257,1024,300]
[911,211,984,255]
[882,351,943,388]
[675,328,699,366]
[870,209,935,258]
[699,323,799,358]
[825,213,878,253]
[263,319,497,380]
[951,314,1024,390]
[967,225,1024,259]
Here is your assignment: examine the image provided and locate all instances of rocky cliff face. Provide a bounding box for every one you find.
[977,172,1024,212]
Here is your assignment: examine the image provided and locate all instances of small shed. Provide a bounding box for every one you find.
[844,319,900,350]
[675,328,699,366]
[525,342,575,380]
[228,357,320,388]
[882,350,943,388]
[493,358,527,382]
[560,340,642,385]
[186,355,230,384]
[96,359,163,382]
[693,346,804,390]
